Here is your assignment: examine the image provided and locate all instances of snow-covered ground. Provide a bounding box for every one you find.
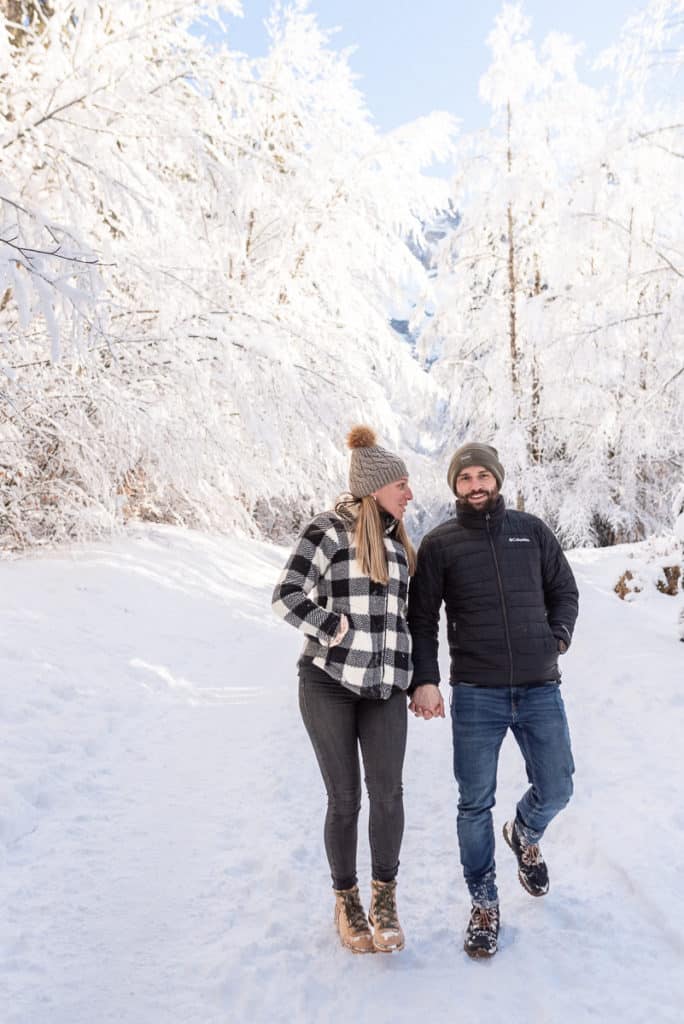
[1,526,682,1024]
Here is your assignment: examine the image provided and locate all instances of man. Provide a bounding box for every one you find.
[407,442,578,959]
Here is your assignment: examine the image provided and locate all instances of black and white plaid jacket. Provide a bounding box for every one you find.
[271,509,412,699]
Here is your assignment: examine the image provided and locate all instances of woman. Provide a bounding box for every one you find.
[272,425,415,954]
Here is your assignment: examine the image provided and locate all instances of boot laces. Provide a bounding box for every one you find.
[340,890,367,932]
[521,843,543,867]
[471,905,499,932]
[373,883,398,928]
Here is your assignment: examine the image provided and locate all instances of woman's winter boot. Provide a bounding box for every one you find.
[334,886,375,954]
[368,878,405,952]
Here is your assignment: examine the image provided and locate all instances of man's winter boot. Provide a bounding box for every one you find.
[368,879,405,953]
[464,902,500,959]
[334,886,375,954]
[503,818,550,897]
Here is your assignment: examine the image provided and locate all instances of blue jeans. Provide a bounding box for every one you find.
[451,682,574,906]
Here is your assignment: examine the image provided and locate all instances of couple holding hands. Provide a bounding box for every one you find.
[272,426,577,959]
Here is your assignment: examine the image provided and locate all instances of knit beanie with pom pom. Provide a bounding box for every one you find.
[347,425,408,498]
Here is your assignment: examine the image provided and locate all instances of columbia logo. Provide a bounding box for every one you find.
[509,537,531,543]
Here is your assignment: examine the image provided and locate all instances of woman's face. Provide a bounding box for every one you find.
[372,477,413,520]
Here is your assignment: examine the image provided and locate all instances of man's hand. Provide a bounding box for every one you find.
[408,683,445,720]
[557,639,568,654]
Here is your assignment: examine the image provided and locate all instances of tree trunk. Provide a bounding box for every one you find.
[529,260,542,465]
[506,101,524,510]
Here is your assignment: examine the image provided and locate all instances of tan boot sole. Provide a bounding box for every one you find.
[372,937,405,953]
[338,931,375,954]
[368,920,405,953]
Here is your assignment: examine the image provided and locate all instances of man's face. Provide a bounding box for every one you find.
[455,465,499,511]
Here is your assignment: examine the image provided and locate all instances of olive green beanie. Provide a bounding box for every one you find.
[447,442,504,493]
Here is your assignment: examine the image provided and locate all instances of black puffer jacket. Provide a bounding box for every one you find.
[408,496,579,688]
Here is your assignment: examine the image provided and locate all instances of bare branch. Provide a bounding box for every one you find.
[636,123,684,138]
[1,237,98,265]
[640,141,684,159]
[0,194,31,215]
[3,84,110,149]
[568,312,664,337]
[573,212,684,278]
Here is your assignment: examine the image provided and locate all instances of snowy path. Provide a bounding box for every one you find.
[1,528,682,1024]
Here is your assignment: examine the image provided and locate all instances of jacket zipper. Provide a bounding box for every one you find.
[380,580,389,684]
[485,512,514,686]
[379,527,397,685]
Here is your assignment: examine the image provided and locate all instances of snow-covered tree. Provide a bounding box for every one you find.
[420,1,683,545]
[0,0,456,549]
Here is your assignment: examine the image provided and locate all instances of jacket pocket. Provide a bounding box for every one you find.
[324,613,376,668]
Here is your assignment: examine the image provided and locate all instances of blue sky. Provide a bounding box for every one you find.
[216,0,641,132]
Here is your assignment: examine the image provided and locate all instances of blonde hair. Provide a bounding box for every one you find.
[347,495,416,584]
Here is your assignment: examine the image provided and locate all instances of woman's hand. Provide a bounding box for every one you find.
[409,683,445,720]
[328,613,350,647]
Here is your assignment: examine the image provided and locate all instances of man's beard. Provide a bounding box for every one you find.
[456,488,499,512]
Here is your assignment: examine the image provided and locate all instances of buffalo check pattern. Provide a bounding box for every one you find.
[272,511,412,699]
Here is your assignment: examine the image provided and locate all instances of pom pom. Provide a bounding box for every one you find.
[347,425,377,450]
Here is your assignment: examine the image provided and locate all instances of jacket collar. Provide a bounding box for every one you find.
[381,511,400,536]
[455,493,506,529]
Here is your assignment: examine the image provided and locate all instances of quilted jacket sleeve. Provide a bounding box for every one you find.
[407,533,444,688]
[539,522,579,649]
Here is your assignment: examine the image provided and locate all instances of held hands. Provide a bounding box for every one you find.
[408,683,445,721]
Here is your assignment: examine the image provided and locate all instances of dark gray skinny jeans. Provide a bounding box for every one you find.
[298,661,407,891]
